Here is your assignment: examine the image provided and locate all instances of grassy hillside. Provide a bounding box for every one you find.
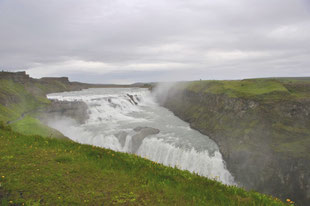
[0,79,49,122]
[0,124,286,205]
[0,74,79,138]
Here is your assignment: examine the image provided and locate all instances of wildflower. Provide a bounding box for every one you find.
[1,176,4,178]
[9,200,13,204]
[286,198,291,202]
[112,154,115,156]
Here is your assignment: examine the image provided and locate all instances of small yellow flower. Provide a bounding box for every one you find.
[112,154,115,156]
[1,176,4,178]
[9,200,13,204]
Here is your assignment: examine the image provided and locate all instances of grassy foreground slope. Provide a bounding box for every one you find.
[0,124,285,206]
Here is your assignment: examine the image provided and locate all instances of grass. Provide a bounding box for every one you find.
[0,79,50,123]
[0,124,286,205]
[0,78,69,137]
[10,116,66,139]
[186,78,309,101]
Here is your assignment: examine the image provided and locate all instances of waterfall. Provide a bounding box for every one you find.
[47,88,235,185]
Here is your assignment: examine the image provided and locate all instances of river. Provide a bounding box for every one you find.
[47,87,234,185]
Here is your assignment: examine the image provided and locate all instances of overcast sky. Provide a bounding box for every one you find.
[0,0,310,83]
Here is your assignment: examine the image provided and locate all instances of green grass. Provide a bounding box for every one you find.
[0,78,69,138]
[0,79,50,123]
[0,124,286,205]
[186,78,309,101]
[10,116,66,139]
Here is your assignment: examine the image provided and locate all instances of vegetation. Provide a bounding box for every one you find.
[0,73,290,205]
[0,79,49,122]
[0,124,286,205]
[10,116,65,139]
[186,78,310,101]
[0,76,72,137]
[0,79,47,122]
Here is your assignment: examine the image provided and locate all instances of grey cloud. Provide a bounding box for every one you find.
[0,0,309,83]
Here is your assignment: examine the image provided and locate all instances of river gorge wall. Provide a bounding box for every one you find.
[155,82,310,205]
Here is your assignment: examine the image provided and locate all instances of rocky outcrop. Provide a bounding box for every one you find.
[157,83,310,206]
[115,131,128,147]
[127,94,139,105]
[0,71,30,84]
[131,127,160,153]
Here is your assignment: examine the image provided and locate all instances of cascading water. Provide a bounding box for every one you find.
[47,88,235,185]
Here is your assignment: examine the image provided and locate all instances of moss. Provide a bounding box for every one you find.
[272,122,310,135]
[271,122,310,158]
[273,139,310,158]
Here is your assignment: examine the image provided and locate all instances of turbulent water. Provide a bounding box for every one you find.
[47,88,234,185]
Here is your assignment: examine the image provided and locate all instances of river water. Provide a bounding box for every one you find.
[47,88,234,185]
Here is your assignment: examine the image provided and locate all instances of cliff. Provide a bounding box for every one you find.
[155,78,310,205]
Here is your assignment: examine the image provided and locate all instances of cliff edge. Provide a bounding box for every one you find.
[155,78,310,205]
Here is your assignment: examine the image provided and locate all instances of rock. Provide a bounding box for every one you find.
[115,131,128,147]
[131,127,160,153]
[127,94,138,105]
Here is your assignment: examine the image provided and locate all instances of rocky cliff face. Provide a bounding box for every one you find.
[156,81,310,205]
[0,71,30,83]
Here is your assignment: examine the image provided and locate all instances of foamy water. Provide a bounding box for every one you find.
[47,88,235,185]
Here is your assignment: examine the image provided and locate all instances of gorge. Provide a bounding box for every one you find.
[44,88,235,185]
[1,71,308,205]
[154,80,310,205]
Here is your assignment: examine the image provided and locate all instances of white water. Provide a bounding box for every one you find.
[47,88,235,185]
